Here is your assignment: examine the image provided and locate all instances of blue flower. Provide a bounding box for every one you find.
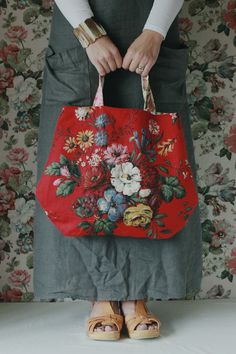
[97,187,127,222]
[95,113,110,128]
[95,130,108,146]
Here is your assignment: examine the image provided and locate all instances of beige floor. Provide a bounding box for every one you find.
[0,299,235,354]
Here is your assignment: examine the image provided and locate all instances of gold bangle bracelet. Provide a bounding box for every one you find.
[73,17,107,48]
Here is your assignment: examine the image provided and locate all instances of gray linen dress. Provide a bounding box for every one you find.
[33,0,203,301]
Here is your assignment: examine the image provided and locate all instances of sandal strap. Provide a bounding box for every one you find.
[124,313,161,332]
[123,300,161,332]
[87,313,124,332]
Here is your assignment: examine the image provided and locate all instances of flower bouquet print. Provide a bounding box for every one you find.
[35,74,199,240]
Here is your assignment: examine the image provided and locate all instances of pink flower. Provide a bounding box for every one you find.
[8,269,31,287]
[0,186,15,216]
[0,166,21,184]
[0,43,20,64]
[60,166,70,177]
[226,247,236,275]
[178,17,193,36]
[0,288,23,302]
[224,1,236,33]
[0,67,14,94]
[5,26,28,43]
[224,124,236,153]
[7,147,29,164]
[53,178,64,186]
[103,143,129,165]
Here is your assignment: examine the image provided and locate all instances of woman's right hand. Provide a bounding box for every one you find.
[85,35,123,76]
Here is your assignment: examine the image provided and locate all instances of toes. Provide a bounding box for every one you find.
[136,323,148,330]
[95,325,105,332]
[94,323,117,332]
[135,321,158,331]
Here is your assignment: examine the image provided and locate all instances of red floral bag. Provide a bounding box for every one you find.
[35,74,199,240]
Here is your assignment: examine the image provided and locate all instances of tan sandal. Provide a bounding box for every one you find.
[87,301,124,341]
[121,300,161,339]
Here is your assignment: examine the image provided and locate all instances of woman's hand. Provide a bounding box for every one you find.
[85,35,123,76]
[122,29,164,77]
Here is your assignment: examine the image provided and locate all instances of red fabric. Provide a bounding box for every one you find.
[35,104,199,240]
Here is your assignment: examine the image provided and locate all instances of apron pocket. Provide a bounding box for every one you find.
[43,45,91,105]
[150,42,189,112]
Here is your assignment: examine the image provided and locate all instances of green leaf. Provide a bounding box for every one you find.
[94,219,104,232]
[154,213,167,219]
[76,206,93,218]
[173,185,186,199]
[78,221,92,230]
[24,129,38,147]
[157,164,169,174]
[217,23,226,33]
[226,150,232,160]
[70,160,81,178]
[19,170,32,185]
[221,270,229,279]
[155,219,165,227]
[60,154,69,165]
[209,247,223,255]
[45,162,61,175]
[224,26,230,36]
[194,97,213,121]
[135,152,142,161]
[23,7,39,24]
[165,176,179,187]
[56,180,77,197]
[191,121,208,140]
[219,147,228,157]
[188,0,206,16]
[130,149,136,163]
[161,184,173,202]
[160,229,171,234]
[206,0,221,8]
[202,219,215,242]
[147,229,153,237]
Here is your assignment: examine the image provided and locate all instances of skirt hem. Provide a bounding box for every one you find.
[33,286,201,302]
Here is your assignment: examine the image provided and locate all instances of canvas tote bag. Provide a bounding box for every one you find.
[35,74,199,240]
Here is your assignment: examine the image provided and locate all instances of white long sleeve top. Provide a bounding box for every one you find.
[54,0,184,40]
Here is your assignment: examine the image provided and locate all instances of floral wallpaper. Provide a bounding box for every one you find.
[0,0,236,302]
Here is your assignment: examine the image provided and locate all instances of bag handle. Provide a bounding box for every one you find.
[93,74,156,114]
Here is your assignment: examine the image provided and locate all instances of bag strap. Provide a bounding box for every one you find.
[93,74,156,114]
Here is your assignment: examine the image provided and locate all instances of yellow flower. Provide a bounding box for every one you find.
[76,130,94,150]
[123,203,153,228]
[157,138,175,156]
[63,137,77,153]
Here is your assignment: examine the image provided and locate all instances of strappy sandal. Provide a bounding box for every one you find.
[121,300,161,339]
[86,301,124,341]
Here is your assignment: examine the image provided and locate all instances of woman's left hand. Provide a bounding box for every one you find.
[122,29,164,77]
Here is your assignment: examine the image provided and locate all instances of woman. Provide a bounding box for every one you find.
[33,0,203,340]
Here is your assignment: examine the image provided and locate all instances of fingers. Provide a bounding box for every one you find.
[86,36,123,76]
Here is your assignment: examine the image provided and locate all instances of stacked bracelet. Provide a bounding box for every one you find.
[73,17,107,48]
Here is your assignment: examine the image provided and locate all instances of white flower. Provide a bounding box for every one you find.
[8,198,35,233]
[88,153,102,167]
[75,107,90,120]
[110,162,141,196]
[139,189,151,197]
[7,76,40,112]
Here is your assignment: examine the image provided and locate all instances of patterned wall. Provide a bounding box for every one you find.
[0,0,236,302]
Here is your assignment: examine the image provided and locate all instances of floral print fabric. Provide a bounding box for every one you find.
[35,103,199,240]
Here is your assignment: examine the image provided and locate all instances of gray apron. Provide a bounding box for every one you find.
[33,0,203,301]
